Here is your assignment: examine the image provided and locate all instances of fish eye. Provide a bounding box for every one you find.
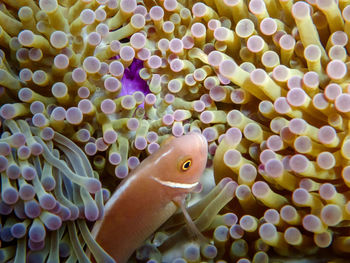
[181,159,192,171]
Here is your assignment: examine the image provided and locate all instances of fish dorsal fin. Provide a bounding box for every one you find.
[160,135,175,147]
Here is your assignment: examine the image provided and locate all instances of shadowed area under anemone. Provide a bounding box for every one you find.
[1,0,350,262]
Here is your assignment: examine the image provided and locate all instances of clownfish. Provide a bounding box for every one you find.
[91,132,208,263]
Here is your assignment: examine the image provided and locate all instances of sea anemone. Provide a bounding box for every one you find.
[1,0,350,262]
[0,119,114,262]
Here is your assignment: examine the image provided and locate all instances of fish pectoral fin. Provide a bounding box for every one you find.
[174,196,209,244]
[190,182,203,193]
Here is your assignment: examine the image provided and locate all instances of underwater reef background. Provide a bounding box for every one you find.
[2,0,350,262]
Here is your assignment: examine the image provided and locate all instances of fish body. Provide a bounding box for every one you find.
[91,133,208,263]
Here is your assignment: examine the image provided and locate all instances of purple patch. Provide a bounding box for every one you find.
[109,49,150,106]
[118,59,150,107]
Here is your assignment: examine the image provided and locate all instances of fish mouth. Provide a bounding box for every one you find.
[197,133,209,155]
[196,132,208,145]
[187,132,208,169]
[187,132,208,151]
